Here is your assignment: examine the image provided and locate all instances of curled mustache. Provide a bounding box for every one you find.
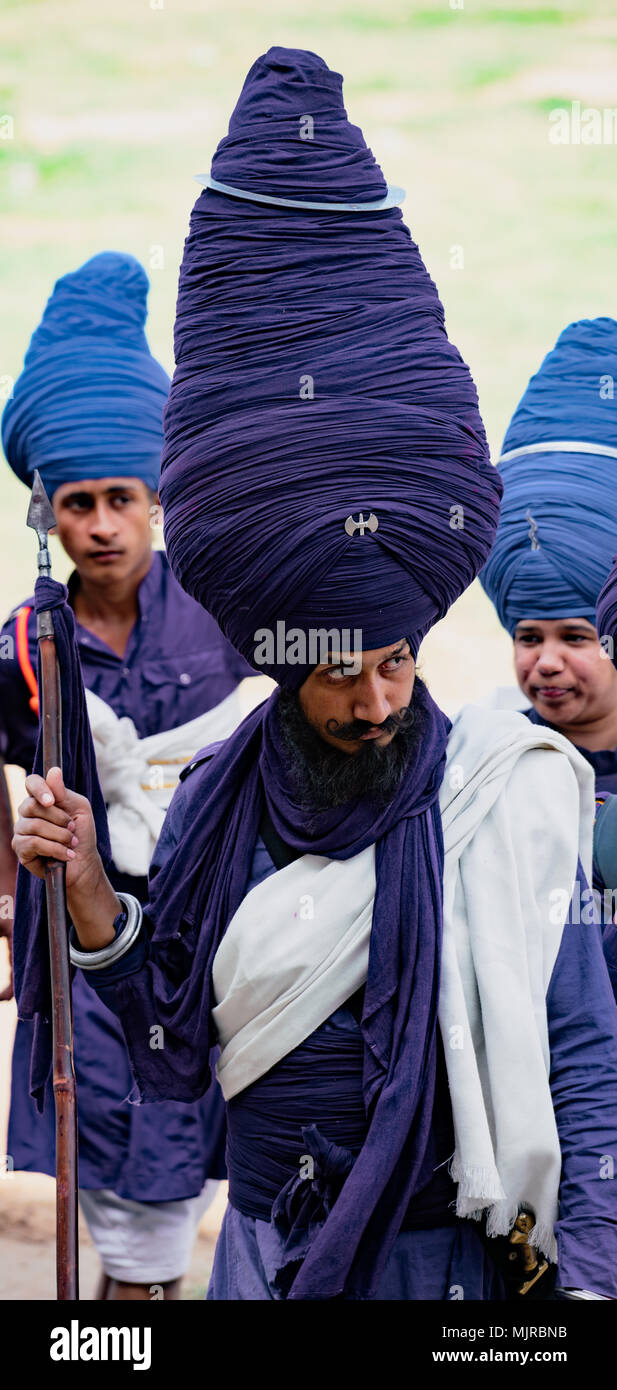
[277,687,421,815]
[324,705,415,742]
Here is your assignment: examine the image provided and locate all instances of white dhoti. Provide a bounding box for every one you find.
[78,1180,220,1284]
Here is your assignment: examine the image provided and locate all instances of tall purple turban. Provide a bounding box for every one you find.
[160,47,502,686]
[2,252,170,496]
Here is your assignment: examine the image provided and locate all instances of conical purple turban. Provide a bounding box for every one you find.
[160,47,502,686]
[3,252,170,496]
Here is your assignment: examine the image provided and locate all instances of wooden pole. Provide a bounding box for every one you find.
[27,470,79,1301]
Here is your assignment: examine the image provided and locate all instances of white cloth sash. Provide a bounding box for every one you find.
[211,705,594,1259]
[212,846,376,1100]
[85,685,245,874]
[438,705,594,1261]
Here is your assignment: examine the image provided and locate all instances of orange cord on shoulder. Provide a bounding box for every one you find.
[15,606,39,716]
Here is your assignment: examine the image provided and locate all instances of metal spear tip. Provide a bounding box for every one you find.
[27,469,56,539]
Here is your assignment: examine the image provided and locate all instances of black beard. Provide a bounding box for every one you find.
[276,684,422,816]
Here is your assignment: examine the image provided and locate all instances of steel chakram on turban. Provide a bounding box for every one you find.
[160,47,502,687]
[2,251,170,495]
[481,316,617,635]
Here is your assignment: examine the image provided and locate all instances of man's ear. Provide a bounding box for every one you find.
[148,487,163,533]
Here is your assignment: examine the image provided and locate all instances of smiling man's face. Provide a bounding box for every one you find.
[298,637,416,754]
[513,617,617,726]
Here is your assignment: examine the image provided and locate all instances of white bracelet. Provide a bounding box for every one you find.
[69,892,144,971]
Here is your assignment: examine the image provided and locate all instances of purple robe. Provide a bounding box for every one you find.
[1,550,253,1199]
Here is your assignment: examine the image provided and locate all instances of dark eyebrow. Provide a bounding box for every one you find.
[59,490,95,505]
[515,621,594,635]
[383,639,409,659]
[323,638,410,670]
[59,485,138,505]
[559,621,595,631]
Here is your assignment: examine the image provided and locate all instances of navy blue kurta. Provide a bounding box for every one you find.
[1,550,253,1199]
[524,706,617,796]
[524,706,617,995]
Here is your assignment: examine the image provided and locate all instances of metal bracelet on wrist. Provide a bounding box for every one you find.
[69,892,144,971]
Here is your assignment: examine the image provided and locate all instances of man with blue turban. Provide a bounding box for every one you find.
[0,251,257,1299]
[480,317,617,794]
[11,51,617,1301]
[480,320,617,987]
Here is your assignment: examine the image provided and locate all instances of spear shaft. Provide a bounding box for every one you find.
[27,470,79,1301]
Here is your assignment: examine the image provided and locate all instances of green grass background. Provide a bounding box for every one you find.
[1,0,616,708]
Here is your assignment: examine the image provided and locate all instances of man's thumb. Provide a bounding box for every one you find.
[46,765,68,805]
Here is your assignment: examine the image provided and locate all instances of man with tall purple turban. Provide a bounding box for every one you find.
[12,52,617,1300]
[0,251,257,1299]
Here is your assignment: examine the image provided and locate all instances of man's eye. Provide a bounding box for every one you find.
[382,655,406,670]
[113,495,131,506]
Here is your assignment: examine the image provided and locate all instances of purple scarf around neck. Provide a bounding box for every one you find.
[141,674,450,1299]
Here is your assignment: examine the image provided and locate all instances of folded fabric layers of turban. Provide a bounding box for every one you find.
[2,251,170,496]
[480,317,617,635]
[160,47,502,686]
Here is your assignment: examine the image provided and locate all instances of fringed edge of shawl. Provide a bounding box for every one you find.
[450,1156,559,1264]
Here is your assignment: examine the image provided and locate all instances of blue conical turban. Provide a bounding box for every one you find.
[2,251,170,495]
[480,317,617,634]
[160,47,502,686]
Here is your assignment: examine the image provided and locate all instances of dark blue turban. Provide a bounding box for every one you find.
[2,251,170,496]
[160,47,502,686]
[480,317,617,635]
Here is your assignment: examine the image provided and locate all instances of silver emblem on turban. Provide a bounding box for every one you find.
[344,512,379,537]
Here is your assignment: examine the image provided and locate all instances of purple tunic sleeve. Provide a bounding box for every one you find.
[602,921,617,1000]
[549,867,617,1298]
[85,751,230,1019]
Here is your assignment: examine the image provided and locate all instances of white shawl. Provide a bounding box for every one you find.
[438,705,594,1259]
[85,685,246,874]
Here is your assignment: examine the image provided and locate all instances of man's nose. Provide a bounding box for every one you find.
[90,505,118,539]
[535,642,565,674]
[352,678,391,727]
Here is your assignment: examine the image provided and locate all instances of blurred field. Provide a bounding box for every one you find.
[2,0,617,706]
